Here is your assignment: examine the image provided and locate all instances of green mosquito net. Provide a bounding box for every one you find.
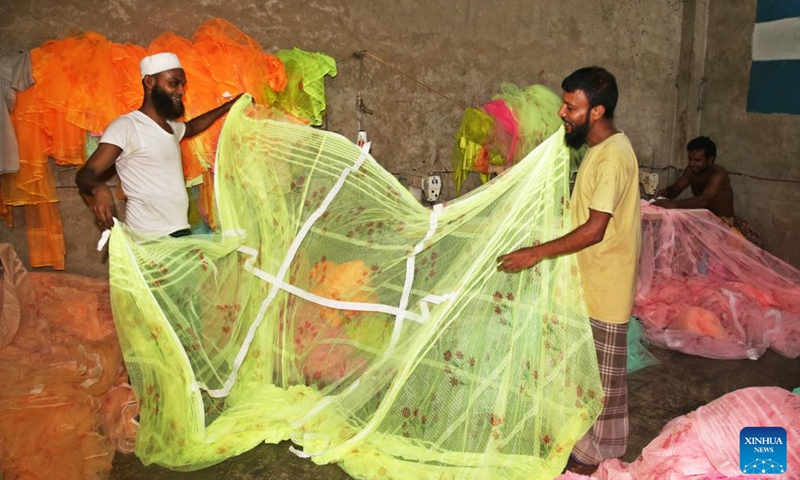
[451,84,566,194]
[107,95,602,479]
[267,48,337,126]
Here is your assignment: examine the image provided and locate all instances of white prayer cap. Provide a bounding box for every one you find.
[139,52,183,78]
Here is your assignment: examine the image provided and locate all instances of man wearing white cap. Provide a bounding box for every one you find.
[76,52,242,237]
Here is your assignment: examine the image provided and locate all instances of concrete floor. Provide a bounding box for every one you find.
[110,347,800,479]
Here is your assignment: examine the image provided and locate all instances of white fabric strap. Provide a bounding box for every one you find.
[387,203,443,352]
[201,140,371,398]
[244,258,425,322]
[97,229,112,251]
[237,246,458,323]
[96,217,120,251]
[288,446,312,459]
[222,228,247,238]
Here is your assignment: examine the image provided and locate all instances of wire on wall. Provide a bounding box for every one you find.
[640,164,800,186]
[337,50,469,110]
[334,50,800,187]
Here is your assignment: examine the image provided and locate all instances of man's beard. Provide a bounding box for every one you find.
[564,117,590,149]
[152,84,184,120]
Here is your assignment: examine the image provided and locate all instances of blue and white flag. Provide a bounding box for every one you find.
[747,0,800,114]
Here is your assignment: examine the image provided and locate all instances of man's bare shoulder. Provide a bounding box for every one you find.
[709,164,730,179]
[691,164,728,180]
[710,163,727,173]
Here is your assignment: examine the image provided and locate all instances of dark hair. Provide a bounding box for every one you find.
[561,66,618,119]
[686,136,716,158]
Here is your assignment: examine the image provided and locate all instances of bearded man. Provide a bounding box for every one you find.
[76,52,241,237]
[497,66,641,474]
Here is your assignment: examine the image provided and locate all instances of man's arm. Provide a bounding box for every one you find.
[183,94,244,139]
[655,169,690,199]
[496,208,611,272]
[654,170,726,210]
[75,143,122,229]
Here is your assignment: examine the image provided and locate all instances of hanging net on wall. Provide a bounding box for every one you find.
[451,84,573,195]
[107,96,602,479]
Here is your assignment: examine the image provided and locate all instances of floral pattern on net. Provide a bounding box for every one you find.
[291,257,390,387]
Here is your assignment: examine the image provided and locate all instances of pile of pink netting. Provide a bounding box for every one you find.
[634,201,800,360]
[0,244,137,480]
[557,386,799,479]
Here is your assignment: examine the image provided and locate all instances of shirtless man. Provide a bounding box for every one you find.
[654,136,734,218]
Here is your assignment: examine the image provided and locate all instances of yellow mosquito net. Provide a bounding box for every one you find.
[107,95,602,479]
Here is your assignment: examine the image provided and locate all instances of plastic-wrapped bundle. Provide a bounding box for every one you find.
[107,96,603,479]
[626,317,659,374]
[635,201,800,360]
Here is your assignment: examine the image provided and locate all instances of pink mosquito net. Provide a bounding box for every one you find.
[634,201,800,360]
[558,386,800,479]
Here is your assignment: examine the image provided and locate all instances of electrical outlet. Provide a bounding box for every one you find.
[402,174,442,203]
[422,175,441,202]
[639,172,659,195]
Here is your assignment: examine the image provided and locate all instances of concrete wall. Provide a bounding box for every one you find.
[1,0,685,276]
[677,0,800,267]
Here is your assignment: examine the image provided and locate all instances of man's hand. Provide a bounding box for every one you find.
[76,143,121,229]
[229,92,248,104]
[496,246,543,273]
[653,198,676,209]
[90,185,117,229]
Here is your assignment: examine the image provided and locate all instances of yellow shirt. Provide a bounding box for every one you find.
[570,133,641,324]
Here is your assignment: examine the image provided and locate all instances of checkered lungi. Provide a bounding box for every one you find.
[571,317,629,464]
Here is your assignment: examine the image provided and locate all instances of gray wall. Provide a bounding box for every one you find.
[694,0,800,267]
[0,0,734,277]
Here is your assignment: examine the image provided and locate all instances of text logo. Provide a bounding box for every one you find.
[740,426,787,475]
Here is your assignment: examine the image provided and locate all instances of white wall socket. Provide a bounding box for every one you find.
[639,172,659,195]
[422,175,442,202]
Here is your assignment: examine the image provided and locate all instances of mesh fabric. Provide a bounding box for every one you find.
[108,96,603,478]
[269,48,338,126]
[0,244,136,480]
[451,84,570,195]
[493,84,563,164]
[589,387,800,479]
[5,19,336,269]
[635,202,800,360]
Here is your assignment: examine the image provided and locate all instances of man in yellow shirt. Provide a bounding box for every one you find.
[497,66,641,473]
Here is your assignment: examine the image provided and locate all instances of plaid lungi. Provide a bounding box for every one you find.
[721,216,764,249]
[571,318,629,464]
